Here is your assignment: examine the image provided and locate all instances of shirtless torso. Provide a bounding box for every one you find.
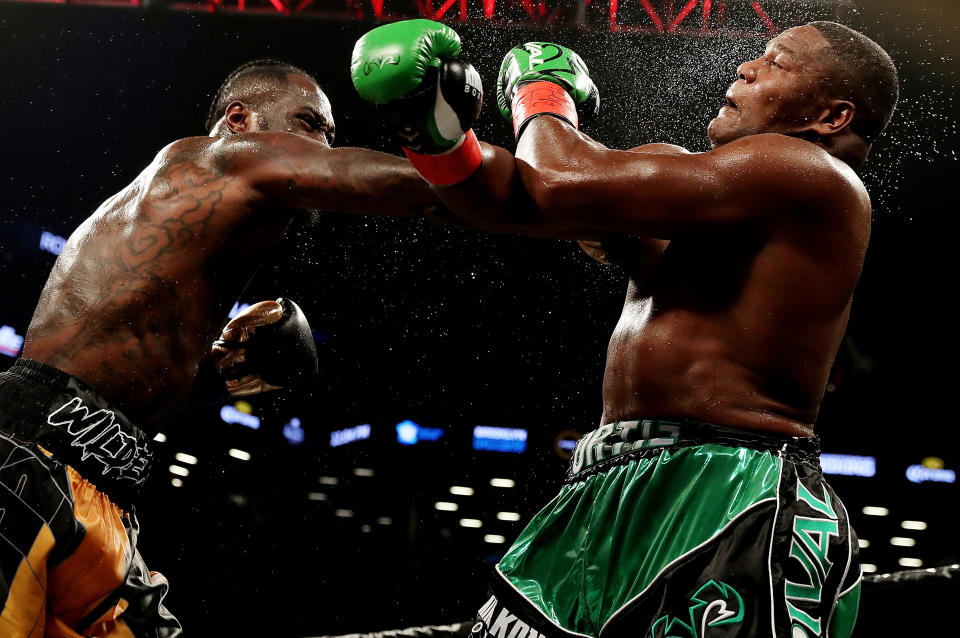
[434,23,876,436]
[24,73,437,427]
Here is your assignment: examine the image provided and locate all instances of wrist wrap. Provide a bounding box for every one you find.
[511,81,578,139]
[404,129,482,186]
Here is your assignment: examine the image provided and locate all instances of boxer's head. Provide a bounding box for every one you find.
[206,59,335,147]
[708,22,898,166]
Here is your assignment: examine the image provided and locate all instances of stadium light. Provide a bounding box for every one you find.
[435,502,459,512]
[890,537,916,547]
[174,452,198,465]
[0,325,24,357]
[228,448,251,461]
[331,424,371,448]
[473,426,527,453]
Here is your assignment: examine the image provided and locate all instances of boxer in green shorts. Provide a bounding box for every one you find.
[490,420,860,637]
[352,18,897,638]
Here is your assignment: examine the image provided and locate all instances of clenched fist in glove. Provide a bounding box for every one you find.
[211,298,318,397]
[497,42,599,139]
[351,19,484,186]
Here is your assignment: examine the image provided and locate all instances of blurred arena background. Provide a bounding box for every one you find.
[0,0,957,634]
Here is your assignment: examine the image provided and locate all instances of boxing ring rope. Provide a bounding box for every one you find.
[308,565,960,638]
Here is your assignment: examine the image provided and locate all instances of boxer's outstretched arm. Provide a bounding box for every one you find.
[211,132,440,215]
[513,118,865,238]
[431,141,610,240]
[433,135,705,239]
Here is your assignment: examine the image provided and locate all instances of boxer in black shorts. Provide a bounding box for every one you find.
[0,359,172,636]
[0,59,441,635]
[0,298,319,635]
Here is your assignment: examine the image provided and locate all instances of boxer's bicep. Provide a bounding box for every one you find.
[524,132,834,237]
[517,146,724,237]
[625,143,692,156]
[212,132,439,216]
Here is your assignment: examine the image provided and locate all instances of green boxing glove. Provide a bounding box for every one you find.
[497,42,599,139]
[351,19,484,186]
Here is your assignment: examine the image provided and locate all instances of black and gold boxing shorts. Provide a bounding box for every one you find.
[0,358,180,637]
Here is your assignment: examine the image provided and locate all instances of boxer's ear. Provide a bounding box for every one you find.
[225,102,253,133]
[809,99,856,138]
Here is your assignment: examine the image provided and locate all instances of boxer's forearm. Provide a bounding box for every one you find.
[432,143,531,230]
[433,143,594,239]
[270,146,440,216]
[515,117,610,207]
[514,117,684,236]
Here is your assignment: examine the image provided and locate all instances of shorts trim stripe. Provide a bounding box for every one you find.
[493,565,594,638]
[767,454,784,638]
[825,495,856,636]
[599,493,780,636]
[0,441,71,528]
[0,528,45,586]
[0,434,72,504]
[834,574,863,601]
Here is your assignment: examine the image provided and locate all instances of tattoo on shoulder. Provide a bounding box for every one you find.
[34,144,243,378]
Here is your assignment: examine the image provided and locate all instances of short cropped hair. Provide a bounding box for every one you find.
[205,59,314,132]
[809,21,899,144]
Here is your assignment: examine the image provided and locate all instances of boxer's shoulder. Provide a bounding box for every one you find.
[711,132,830,166]
[200,131,332,187]
[141,136,245,199]
[206,130,325,158]
[148,133,305,179]
[147,134,310,190]
[709,133,868,211]
[713,133,858,178]
[152,135,215,164]
[625,142,692,156]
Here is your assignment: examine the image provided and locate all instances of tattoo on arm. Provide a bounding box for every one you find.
[226,134,438,216]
